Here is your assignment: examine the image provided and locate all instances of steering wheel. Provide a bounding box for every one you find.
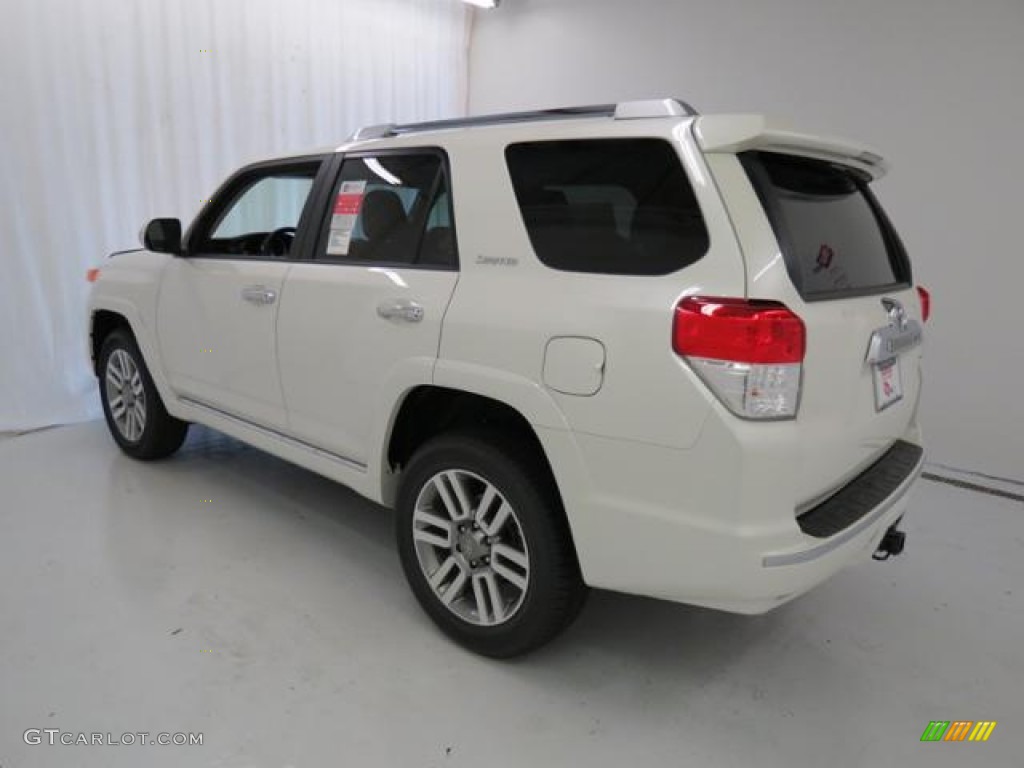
[260,227,296,256]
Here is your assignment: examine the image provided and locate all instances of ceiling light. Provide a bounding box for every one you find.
[460,0,500,8]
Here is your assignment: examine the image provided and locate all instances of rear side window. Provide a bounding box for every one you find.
[319,152,457,268]
[505,139,709,275]
[741,151,910,300]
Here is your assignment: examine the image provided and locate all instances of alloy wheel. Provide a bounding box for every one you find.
[105,348,147,442]
[412,469,530,626]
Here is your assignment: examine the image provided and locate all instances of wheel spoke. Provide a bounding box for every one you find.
[130,371,144,397]
[431,475,460,520]
[106,365,124,390]
[115,350,129,380]
[477,496,511,537]
[412,508,454,548]
[109,396,125,418]
[491,543,529,592]
[439,565,468,607]
[444,471,474,519]
[133,401,146,431]
[429,555,469,607]
[471,572,506,625]
[428,555,459,589]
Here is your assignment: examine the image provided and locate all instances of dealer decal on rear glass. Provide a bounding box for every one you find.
[326,180,367,256]
[808,242,851,291]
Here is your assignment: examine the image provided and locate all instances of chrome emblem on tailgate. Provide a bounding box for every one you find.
[865,298,922,364]
[882,297,908,331]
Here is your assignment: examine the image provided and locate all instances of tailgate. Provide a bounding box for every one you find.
[699,121,925,507]
[795,286,924,507]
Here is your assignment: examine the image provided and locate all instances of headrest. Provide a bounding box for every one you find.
[361,189,408,240]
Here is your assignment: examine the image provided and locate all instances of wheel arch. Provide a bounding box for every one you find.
[88,300,180,418]
[386,386,551,468]
[382,385,563,506]
[383,383,585,576]
[90,309,131,375]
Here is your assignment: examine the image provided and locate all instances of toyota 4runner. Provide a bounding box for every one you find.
[88,98,928,657]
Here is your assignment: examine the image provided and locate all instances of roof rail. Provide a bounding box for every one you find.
[347,98,697,141]
[350,124,396,141]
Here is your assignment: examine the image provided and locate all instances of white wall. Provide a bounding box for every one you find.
[469,0,1024,480]
[0,0,469,432]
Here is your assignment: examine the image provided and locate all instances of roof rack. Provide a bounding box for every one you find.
[349,98,698,141]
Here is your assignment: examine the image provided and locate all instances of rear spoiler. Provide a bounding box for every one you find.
[693,115,889,179]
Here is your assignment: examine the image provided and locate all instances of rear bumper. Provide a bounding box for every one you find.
[729,450,921,612]
[542,420,924,614]
[764,440,923,567]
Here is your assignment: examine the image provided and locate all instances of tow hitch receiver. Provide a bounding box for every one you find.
[873,523,906,561]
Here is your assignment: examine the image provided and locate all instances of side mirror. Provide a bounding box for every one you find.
[141,218,183,255]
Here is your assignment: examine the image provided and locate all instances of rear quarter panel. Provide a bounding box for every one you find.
[439,119,748,450]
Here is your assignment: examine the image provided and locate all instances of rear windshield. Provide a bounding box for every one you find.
[741,151,910,300]
[505,139,709,276]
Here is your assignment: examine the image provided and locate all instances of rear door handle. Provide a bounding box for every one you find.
[376,299,424,323]
[241,285,277,305]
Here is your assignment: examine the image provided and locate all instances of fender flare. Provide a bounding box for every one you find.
[372,359,579,506]
[88,298,182,419]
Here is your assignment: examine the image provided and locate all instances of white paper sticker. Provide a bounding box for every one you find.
[873,357,903,411]
[326,180,367,256]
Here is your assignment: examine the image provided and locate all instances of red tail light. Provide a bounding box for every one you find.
[673,297,805,363]
[673,297,806,420]
[916,286,931,323]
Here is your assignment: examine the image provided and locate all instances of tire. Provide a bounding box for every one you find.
[396,432,587,657]
[98,328,188,460]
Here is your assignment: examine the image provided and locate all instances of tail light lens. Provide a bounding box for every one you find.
[673,297,806,420]
[916,286,931,322]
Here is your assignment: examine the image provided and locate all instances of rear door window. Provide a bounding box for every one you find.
[317,152,457,269]
[505,139,709,275]
[741,151,911,300]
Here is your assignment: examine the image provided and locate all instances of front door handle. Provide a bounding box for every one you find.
[241,285,277,305]
[377,299,424,323]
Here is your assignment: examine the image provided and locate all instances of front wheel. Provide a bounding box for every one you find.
[396,433,587,657]
[98,329,188,460]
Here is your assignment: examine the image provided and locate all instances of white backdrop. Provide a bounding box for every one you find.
[0,0,469,431]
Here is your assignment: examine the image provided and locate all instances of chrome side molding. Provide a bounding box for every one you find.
[178,396,367,472]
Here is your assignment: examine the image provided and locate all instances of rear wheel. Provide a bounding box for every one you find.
[396,432,587,657]
[98,329,188,460]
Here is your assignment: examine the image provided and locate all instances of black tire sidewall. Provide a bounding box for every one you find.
[396,433,583,657]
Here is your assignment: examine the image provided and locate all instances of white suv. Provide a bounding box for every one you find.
[88,98,928,657]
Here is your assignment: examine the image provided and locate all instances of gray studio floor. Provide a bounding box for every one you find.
[1,422,1020,768]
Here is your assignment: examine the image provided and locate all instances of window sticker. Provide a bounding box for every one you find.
[326,180,367,256]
